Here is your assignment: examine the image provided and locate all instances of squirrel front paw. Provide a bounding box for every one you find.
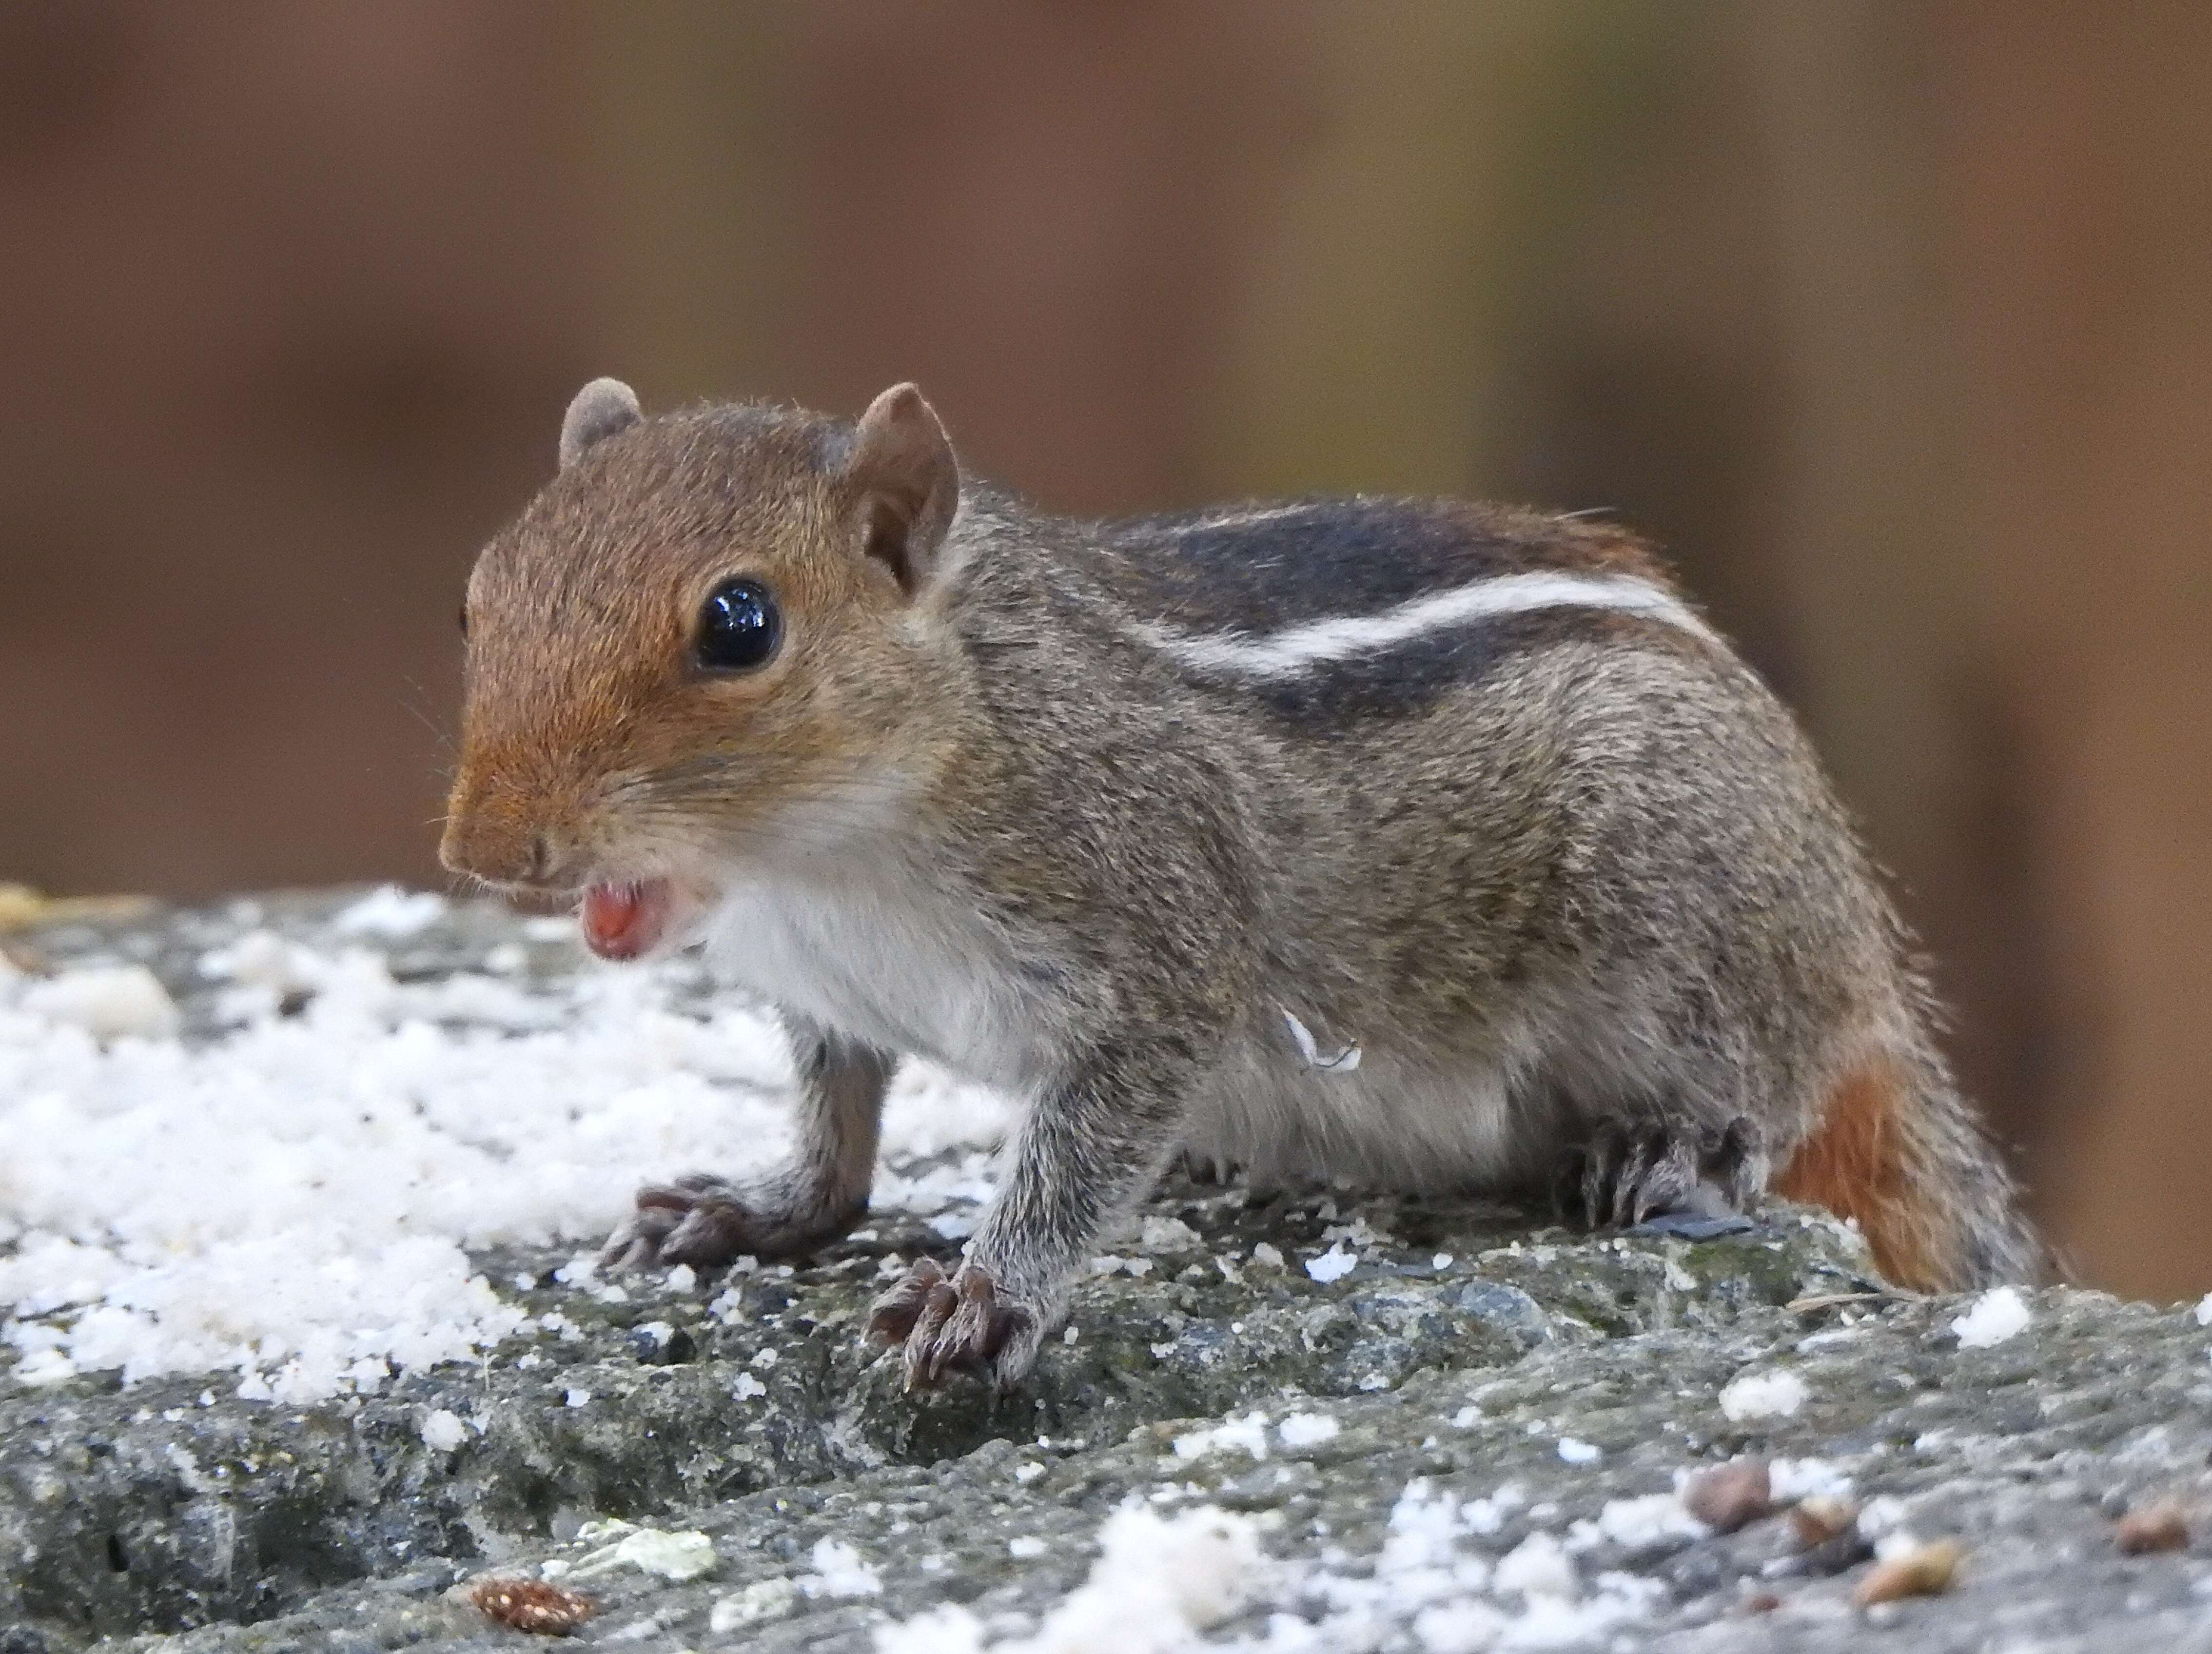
[599,1174,860,1271]
[864,1257,1043,1391]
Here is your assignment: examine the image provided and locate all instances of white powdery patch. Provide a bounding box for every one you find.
[1305,1243,1357,1283]
[709,1577,799,1632]
[1950,1285,2032,1349]
[1718,1369,1808,1421]
[1493,1532,1576,1600]
[1174,1412,1272,1462]
[1277,1413,1340,1449]
[1589,1493,1706,1549]
[879,1504,1264,1654]
[1767,1456,1852,1504]
[882,1476,1675,1653]
[17,965,179,1043]
[1318,1480,1660,1651]
[418,1407,469,1451]
[802,1537,883,1599]
[331,884,448,939]
[1138,1215,1201,1254]
[1086,1255,1155,1280]
[2195,1292,2212,1328]
[0,911,1010,1399]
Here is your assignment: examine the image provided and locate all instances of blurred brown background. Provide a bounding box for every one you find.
[1,1,2206,1298]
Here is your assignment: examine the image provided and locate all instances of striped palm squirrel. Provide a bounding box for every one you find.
[439,377,2040,1389]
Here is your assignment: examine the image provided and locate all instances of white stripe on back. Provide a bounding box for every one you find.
[1159,503,1318,534]
[1133,571,1720,681]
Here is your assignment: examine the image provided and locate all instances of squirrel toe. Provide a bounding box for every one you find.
[868,1258,1036,1391]
[604,1175,868,1271]
[1561,1117,1765,1233]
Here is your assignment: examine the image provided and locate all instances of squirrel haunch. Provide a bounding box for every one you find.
[443,378,2040,1387]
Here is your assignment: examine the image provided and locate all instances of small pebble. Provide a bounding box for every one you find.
[1684,1458,1774,1533]
[2116,1501,2191,1555]
[470,1576,596,1635]
[1853,1537,1962,1607]
[1789,1495,1859,1548]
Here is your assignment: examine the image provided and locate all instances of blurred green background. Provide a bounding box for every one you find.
[1,2,2206,1298]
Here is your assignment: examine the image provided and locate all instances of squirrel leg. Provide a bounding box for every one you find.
[1557,1114,1767,1230]
[869,1052,1182,1391]
[1174,1144,1242,1185]
[602,1017,893,1270]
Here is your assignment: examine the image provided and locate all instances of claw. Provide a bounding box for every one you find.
[659,1197,758,1266]
[866,1257,1037,1391]
[1707,1116,1768,1208]
[1631,1132,1699,1224]
[1579,1124,1623,1227]
[904,1277,962,1389]
[866,1256,945,1345]
[598,1204,682,1271]
[1610,1130,1655,1228]
[1560,1115,1763,1235]
[598,1173,830,1271]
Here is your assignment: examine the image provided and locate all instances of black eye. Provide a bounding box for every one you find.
[695,578,782,671]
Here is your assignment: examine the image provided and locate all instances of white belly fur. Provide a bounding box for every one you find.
[701,874,1049,1093]
[1178,1016,1531,1192]
[703,876,1540,1195]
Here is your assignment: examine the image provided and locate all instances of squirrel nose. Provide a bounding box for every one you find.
[439,805,566,889]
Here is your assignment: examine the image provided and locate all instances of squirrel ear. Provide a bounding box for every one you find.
[844,383,959,595]
[558,377,642,470]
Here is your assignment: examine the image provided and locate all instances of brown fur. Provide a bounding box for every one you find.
[445,402,958,893]
[1773,1058,1950,1288]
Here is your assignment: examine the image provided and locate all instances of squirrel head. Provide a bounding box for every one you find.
[439,378,964,956]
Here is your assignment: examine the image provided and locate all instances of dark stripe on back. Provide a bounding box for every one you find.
[1096,497,1662,636]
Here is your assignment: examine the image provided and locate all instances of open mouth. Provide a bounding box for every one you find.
[580,878,680,961]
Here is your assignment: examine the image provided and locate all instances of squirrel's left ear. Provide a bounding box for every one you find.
[844,383,959,596]
[558,377,642,470]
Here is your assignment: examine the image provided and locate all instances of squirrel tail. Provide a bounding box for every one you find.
[1770,1037,2044,1292]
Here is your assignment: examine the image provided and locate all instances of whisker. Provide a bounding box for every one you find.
[397,677,456,758]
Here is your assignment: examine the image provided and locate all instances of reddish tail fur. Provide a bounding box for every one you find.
[1773,1058,1957,1289]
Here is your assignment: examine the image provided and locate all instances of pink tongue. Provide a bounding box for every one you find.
[581,879,673,961]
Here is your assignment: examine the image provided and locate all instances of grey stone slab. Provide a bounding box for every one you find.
[2,894,2207,1652]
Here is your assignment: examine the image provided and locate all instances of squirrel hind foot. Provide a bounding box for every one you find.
[1556,1115,1768,1233]
[1173,1145,1244,1186]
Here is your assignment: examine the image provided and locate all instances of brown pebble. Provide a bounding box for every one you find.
[1743,1590,1782,1614]
[1796,1527,1876,1577]
[2116,1502,2191,1555]
[1853,1537,1963,1607]
[469,1577,597,1636]
[1789,1495,1859,1548]
[1684,1458,1775,1533]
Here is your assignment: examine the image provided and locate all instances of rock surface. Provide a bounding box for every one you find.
[3,893,2211,1653]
